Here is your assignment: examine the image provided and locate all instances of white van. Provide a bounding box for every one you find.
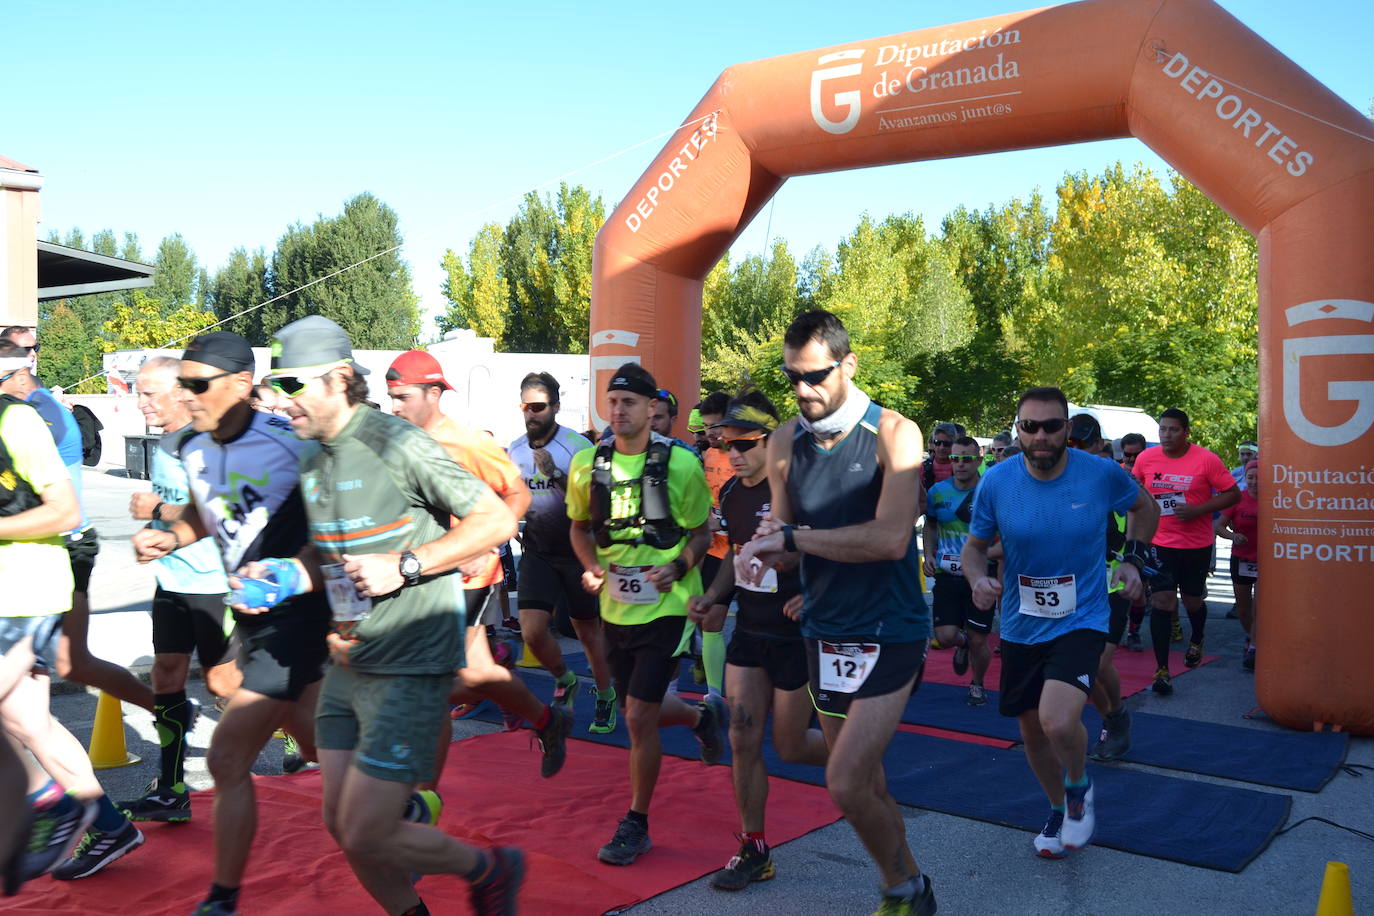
[1066,403,1159,448]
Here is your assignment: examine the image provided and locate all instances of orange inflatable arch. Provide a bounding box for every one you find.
[589,0,1374,734]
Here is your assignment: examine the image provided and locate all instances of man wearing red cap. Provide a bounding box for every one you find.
[386,351,571,785]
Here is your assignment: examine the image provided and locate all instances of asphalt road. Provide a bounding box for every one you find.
[29,466,1374,914]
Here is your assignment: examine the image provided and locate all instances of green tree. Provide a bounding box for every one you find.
[102,297,218,352]
[701,241,802,393]
[148,233,198,313]
[209,247,271,343]
[438,224,509,343]
[37,301,103,393]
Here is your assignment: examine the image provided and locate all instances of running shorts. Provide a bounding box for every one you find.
[517,551,599,620]
[0,614,64,671]
[236,601,329,702]
[63,528,99,593]
[931,575,994,633]
[315,664,452,784]
[151,587,237,668]
[806,638,927,718]
[726,629,808,691]
[1148,545,1211,597]
[603,615,693,703]
[997,628,1106,718]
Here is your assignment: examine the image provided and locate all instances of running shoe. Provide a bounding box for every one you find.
[1243,645,1256,672]
[20,798,95,880]
[1125,631,1143,652]
[469,846,525,916]
[552,675,580,713]
[965,683,987,706]
[590,694,617,734]
[870,874,937,915]
[119,779,191,823]
[403,789,444,826]
[1151,667,1173,696]
[597,816,651,866]
[1061,780,1095,850]
[1089,709,1132,760]
[189,900,238,916]
[281,733,305,774]
[709,837,775,890]
[1170,619,1183,643]
[1184,641,1203,668]
[491,639,514,669]
[51,820,144,880]
[451,699,493,720]
[951,636,970,676]
[535,704,573,778]
[693,695,727,766]
[1034,809,1067,858]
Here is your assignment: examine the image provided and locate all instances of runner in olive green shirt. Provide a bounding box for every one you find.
[566,362,724,867]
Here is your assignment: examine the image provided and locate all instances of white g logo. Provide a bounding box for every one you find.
[1282,300,1374,447]
[810,49,865,135]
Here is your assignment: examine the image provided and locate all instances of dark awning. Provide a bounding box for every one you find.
[37,240,154,301]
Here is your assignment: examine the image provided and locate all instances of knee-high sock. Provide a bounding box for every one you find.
[1186,602,1207,645]
[702,630,726,696]
[1150,609,1172,671]
[1128,606,1145,634]
[154,691,193,788]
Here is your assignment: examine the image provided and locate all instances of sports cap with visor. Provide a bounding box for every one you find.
[267,315,369,397]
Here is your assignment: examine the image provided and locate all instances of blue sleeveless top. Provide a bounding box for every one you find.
[786,401,929,643]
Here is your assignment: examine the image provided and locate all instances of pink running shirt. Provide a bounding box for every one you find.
[1132,443,1236,549]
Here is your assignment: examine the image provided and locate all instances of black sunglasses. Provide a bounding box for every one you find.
[1017,418,1068,434]
[931,439,953,448]
[721,435,767,453]
[779,361,840,387]
[177,369,236,394]
[520,402,551,413]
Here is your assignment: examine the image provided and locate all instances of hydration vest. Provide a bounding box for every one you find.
[0,396,44,518]
[589,437,684,550]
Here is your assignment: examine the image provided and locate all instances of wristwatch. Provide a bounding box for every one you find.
[399,551,422,587]
[151,501,166,521]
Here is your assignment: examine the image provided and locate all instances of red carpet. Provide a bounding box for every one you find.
[923,633,1217,695]
[7,731,840,915]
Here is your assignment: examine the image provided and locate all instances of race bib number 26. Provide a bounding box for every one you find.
[608,564,659,605]
[1017,574,1076,619]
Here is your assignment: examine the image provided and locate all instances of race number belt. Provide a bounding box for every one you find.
[1017,574,1076,619]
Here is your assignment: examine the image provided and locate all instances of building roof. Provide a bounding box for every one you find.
[0,155,36,172]
[37,241,154,302]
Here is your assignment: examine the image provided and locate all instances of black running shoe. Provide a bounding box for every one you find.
[281,733,306,774]
[536,705,573,779]
[1151,667,1173,696]
[1184,641,1203,668]
[597,816,651,866]
[552,675,580,713]
[21,798,95,881]
[1243,646,1256,671]
[120,780,191,823]
[952,637,970,676]
[1089,709,1132,761]
[469,846,525,916]
[1125,631,1144,652]
[710,837,775,891]
[872,873,937,915]
[51,820,144,880]
[693,695,727,766]
[189,900,238,916]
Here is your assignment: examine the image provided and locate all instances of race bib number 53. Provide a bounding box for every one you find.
[1017,574,1076,619]
[608,564,659,605]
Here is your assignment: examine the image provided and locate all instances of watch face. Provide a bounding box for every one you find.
[400,554,421,577]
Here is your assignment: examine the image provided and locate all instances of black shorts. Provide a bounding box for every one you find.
[1229,556,1258,584]
[1107,591,1129,645]
[1148,545,1211,597]
[63,528,99,594]
[464,585,502,628]
[726,629,808,691]
[931,575,993,633]
[998,628,1106,718]
[151,587,237,668]
[0,614,63,671]
[603,615,692,703]
[517,551,599,621]
[236,599,329,702]
[806,638,928,718]
[699,554,723,594]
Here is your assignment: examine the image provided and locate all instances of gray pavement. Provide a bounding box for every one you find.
[39,467,1374,914]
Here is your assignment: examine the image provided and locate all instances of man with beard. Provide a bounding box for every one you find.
[961,387,1157,858]
[507,372,616,732]
[735,310,935,916]
[132,331,329,915]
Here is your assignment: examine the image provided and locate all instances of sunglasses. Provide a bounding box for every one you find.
[779,361,840,387]
[1017,418,1068,435]
[990,447,1006,454]
[948,454,979,464]
[931,439,953,448]
[520,402,552,414]
[177,369,236,394]
[655,389,678,410]
[721,435,767,453]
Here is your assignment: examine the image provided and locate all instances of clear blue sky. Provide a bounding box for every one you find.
[9,0,1369,338]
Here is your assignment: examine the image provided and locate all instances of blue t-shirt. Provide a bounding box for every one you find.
[970,449,1137,645]
[26,388,87,532]
[926,477,980,576]
[149,428,230,596]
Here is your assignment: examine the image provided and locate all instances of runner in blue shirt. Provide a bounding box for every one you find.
[962,386,1157,860]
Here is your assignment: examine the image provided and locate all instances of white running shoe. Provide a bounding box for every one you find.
[1061,780,1095,850]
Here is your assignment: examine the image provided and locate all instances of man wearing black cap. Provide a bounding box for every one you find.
[240,316,523,916]
[132,330,329,916]
[566,361,722,868]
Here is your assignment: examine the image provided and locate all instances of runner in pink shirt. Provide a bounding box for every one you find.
[1130,409,1239,691]
[1217,461,1260,671]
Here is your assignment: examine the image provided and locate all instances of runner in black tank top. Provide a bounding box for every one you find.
[735,311,937,915]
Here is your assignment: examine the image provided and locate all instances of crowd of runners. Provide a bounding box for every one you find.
[0,308,1260,915]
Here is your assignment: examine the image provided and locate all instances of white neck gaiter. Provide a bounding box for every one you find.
[800,382,871,440]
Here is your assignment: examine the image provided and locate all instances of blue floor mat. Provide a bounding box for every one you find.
[900,682,1348,791]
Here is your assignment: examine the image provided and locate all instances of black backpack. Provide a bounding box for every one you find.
[0,395,44,517]
[71,403,103,466]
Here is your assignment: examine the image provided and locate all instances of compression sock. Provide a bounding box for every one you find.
[28,779,65,810]
[1186,602,1207,644]
[1149,609,1173,670]
[154,690,193,787]
[92,794,127,832]
[1128,606,1145,634]
[702,629,725,696]
[533,706,551,730]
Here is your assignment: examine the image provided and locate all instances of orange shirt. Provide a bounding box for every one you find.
[703,447,733,558]
[428,415,523,589]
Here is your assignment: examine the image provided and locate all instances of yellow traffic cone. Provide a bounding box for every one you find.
[88,691,140,770]
[515,640,542,669]
[1315,861,1353,916]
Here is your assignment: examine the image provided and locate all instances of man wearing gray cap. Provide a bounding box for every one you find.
[132,329,329,916]
[237,316,523,916]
